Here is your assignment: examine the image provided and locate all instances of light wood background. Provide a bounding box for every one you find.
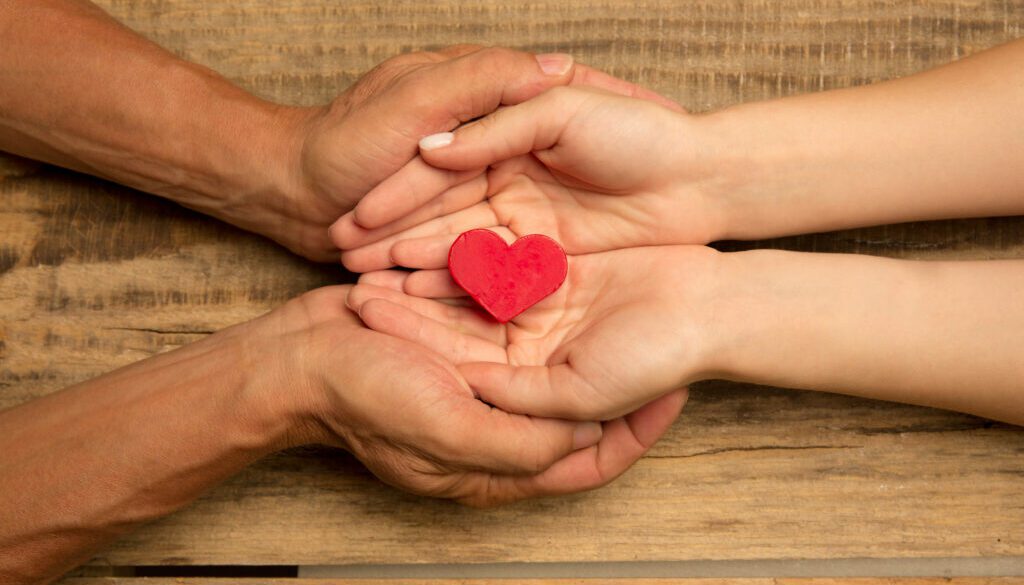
[54,580,1024,585]
[2,0,1023,579]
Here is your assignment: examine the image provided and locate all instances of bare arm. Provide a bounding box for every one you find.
[0,286,675,584]
[348,246,1024,426]
[705,39,1024,239]
[0,0,595,260]
[331,41,1024,271]
[0,310,304,584]
[712,251,1024,423]
[0,0,301,224]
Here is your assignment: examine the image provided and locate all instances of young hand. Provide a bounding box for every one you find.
[350,247,1024,426]
[344,246,719,421]
[330,87,723,272]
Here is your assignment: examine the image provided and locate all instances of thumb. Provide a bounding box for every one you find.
[418,87,582,171]
[416,47,576,127]
[459,360,622,421]
[570,64,686,113]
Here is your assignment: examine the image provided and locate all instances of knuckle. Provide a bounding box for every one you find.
[429,423,467,461]
[512,424,557,474]
[398,71,440,111]
[476,46,520,65]
[382,50,432,69]
[521,446,551,474]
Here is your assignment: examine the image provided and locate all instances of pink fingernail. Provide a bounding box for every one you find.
[535,53,574,76]
[420,132,454,151]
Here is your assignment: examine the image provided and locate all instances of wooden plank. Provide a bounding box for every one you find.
[94,0,1024,111]
[1,0,1022,570]
[85,393,1024,564]
[54,579,1024,585]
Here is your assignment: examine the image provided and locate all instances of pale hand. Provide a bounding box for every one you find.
[331,87,721,272]
[344,245,716,422]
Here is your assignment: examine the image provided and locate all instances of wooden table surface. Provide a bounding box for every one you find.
[2,0,1023,581]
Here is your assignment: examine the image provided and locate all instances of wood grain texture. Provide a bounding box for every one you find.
[53,580,1024,585]
[2,0,1023,570]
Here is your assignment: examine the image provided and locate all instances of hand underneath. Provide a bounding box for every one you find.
[344,244,717,422]
[269,286,686,505]
[331,86,723,272]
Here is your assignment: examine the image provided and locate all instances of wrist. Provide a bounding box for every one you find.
[687,101,814,242]
[702,249,915,392]
[649,112,735,245]
[225,314,336,452]
[652,245,734,384]
[158,61,320,225]
[695,248,808,384]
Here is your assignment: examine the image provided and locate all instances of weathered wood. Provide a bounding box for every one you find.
[2,0,1023,571]
[54,579,1024,585]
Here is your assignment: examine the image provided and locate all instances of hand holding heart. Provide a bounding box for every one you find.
[334,86,727,423]
[448,229,568,322]
[330,86,723,273]
[348,245,718,421]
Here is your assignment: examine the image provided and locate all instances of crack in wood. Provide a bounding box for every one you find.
[102,327,215,336]
[656,444,860,459]
[851,421,998,435]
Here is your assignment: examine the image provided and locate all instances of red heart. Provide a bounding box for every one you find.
[448,229,568,323]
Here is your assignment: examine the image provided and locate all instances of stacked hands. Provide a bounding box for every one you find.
[263,41,1024,506]
[289,65,712,507]
[334,87,722,433]
[4,6,1023,578]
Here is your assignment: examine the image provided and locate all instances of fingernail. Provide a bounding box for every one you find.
[572,421,603,449]
[419,132,454,151]
[535,53,574,76]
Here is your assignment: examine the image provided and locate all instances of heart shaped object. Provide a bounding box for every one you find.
[448,229,568,323]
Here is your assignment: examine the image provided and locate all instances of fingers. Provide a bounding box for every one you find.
[355,270,409,292]
[346,158,485,232]
[358,268,468,299]
[403,269,468,298]
[387,235,457,270]
[339,202,499,273]
[396,47,576,132]
[624,388,689,449]
[461,389,688,506]
[348,282,497,343]
[459,360,642,421]
[443,396,604,477]
[570,64,685,112]
[389,226,517,270]
[458,362,595,420]
[355,297,506,364]
[418,87,583,172]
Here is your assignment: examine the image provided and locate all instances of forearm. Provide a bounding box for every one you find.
[711,250,1024,424]
[0,0,307,219]
[0,320,309,584]
[699,39,1024,240]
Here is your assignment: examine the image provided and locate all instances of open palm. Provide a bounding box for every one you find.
[346,245,718,421]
